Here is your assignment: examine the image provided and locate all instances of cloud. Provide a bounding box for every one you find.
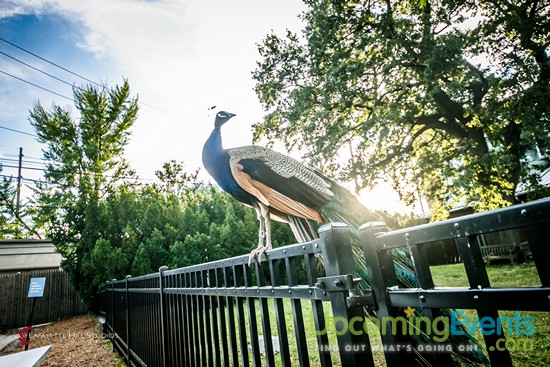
[2,1,195,59]
[0,0,306,180]
[0,0,51,19]
[68,1,194,60]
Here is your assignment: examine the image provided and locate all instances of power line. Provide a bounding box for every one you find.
[0,157,40,165]
[0,69,74,101]
[0,124,38,137]
[0,155,43,162]
[0,164,44,172]
[0,51,170,118]
[0,153,48,165]
[21,177,46,184]
[0,36,101,87]
[0,174,47,185]
[0,38,172,115]
[0,50,156,113]
[9,157,46,165]
[0,50,76,89]
[0,152,45,163]
[1,163,155,182]
[0,157,20,163]
[137,100,172,115]
[0,157,46,169]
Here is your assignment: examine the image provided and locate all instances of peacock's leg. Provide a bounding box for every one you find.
[264,213,272,250]
[257,213,266,248]
[248,202,271,266]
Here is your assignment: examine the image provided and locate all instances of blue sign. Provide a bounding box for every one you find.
[28,277,46,298]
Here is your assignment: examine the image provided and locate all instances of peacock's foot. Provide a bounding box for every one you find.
[248,245,269,266]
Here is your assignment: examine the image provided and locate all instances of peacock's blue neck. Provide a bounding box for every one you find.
[202,126,226,178]
[202,126,254,205]
[204,126,223,154]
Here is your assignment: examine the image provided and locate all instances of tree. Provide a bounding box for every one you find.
[253,0,549,216]
[0,169,18,237]
[90,237,128,289]
[0,166,42,238]
[154,159,199,198]
[30,80,138,303]
[28,78,296,304]
[131,228,170,275]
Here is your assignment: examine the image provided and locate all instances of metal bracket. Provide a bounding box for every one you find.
[315,274,356,292]
[315,274,377,309]
[347,291,376,309]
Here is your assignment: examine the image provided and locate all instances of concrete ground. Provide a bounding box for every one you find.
[0,334,19,355]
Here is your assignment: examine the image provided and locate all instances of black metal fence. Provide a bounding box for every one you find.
[100,198,550,367]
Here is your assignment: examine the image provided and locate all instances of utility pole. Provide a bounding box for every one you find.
[16,147,23,222]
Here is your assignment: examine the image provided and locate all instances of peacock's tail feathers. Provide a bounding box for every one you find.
[314,185,490,367]
[288,215,318,244]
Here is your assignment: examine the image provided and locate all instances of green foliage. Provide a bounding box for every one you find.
[91,181,294,294]
[29,104,296,303]
[90,238,128,288]
[376,210,427,230]
[131,228,170,275]
[29,80,139,304]
[0,167,19,237]
[253,0,550,215]
[0,165,41,238]
[154,159,199,198]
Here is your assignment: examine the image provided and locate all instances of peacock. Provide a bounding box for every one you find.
[202,111,488,366]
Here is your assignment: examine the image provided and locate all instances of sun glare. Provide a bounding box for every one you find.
[359,181,425,215]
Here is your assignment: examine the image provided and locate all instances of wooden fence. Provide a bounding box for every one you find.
[0,269,87,331]
[100,198,550,367]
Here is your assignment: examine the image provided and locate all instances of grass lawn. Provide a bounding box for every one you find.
[220,298,383,367]
[430,262,550,367]
[222,262,548,367]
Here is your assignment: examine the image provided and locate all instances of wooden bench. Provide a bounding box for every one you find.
[519,241,533,261]
[480,244,517,265]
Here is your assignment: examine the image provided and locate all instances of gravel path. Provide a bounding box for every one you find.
[0,315,124,367]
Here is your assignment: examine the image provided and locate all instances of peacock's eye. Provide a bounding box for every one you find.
[217,112,227,118]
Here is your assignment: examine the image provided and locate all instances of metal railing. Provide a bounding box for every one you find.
[360,198,550,367]
[101,198,550,367]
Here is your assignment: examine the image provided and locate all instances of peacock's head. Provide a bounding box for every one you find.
[214,111,236,128]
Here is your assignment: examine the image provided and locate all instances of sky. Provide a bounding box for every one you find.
[0,0,419,214]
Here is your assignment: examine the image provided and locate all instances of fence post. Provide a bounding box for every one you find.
[318,222,375,367]
[125,275,132,366]
[104,281,110,336]
[359,222,415,367]
[18,272,23,327]
[111,278,116,339]
[159,266,168,367]
[455,235,513,366]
